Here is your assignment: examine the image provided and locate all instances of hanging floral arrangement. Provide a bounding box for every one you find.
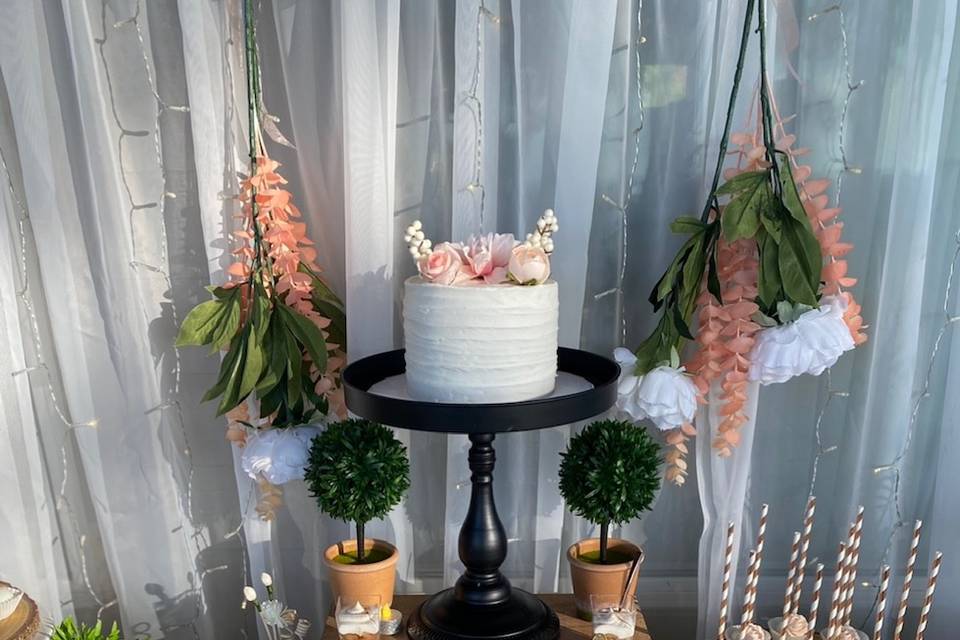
[616,0,865,485]
[176,0,346,497]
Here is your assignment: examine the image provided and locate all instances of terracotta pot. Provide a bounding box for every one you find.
[324,538,399,608]
[567,538,643,620]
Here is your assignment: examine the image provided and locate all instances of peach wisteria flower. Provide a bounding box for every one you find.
[418,242,466,284]
[614,348,698,431]
[508,245,551,284]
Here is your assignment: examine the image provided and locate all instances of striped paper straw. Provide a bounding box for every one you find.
[915,551,943,640]
[792,496,817,613]
[893,520,923,640]
[827,540,849,640]
[756,504,770,557]
[807,563,824,640]
[872,564,891,640]
[717,521,736,640]
[784,531,802,619]
[745,504,769,624]
[742,549,759,624]
[842,506,865,625]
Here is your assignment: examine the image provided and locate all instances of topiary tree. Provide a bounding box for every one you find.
[305,418,410,561]
[558,419,662,563]
[50,618,120,640]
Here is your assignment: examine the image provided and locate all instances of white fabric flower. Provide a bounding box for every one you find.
[749,296,855,385]
[241,426,322,485]
[260,599,287,628]
[613,348,698,431]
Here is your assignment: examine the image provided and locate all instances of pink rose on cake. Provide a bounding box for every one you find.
[461,233,516,284]
[508,245,551,285]
[418,242,467,285]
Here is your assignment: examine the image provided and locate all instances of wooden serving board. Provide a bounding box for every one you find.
[0,583,40,640]
[322,593,652,640]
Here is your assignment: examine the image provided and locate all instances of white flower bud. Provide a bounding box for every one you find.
[260,572,273,587]
[243,586,258,602]
[409,247,420,257]
[414,230,425,241]
[421,239,432,249]
[551,222,559,232]
[543,208,555,219]
[412,220,422,230]
[404,234,412,243]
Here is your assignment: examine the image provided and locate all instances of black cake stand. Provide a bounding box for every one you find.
[341,348,619,640]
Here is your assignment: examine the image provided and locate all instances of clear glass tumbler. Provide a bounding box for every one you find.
[335,595,381,640]
[590,593,637,640]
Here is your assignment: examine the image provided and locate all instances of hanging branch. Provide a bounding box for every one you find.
[175,0,347,428]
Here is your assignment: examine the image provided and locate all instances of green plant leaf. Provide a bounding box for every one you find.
[277,304,328,373]
[670,216,707,234]
[176,299,227,347]
[680,234,707,317]
[672,301,694,340]
[285,331,303,408]
[778,217,820,306]
[251,282,272,341]
[215,329,248,415]
[707,247,723,304]
[757,230,781,310]
[203,331,243,403]
[209,288,241,352]
[305,419,410,527]
[716,170,767,195]
[721,176,770,242]
[778,156,814,228]
[237,327,265,402]
[558,420,662,529]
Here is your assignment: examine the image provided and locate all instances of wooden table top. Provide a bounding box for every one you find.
[0,583,40,640]
[322,593,651,640]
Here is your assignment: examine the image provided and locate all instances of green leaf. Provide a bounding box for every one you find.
[670,216,707,234]
[757,230,781,310]
[285,331,303,408]
[251,282,272,341]
[633,311,679,375]
[215,329,249,415]
[707,247,723,304]
[672,302,694,340]
[277,303,328,373]
[203,332,244,403]
[238,327,265,402]
[209,288,241,352]
[760,209,782,243]
[256,319,287,395]
[716,170,767,195]
[778,156,814,228]
[259,380,285,418]
[176,299,227,347]
[751,310,778,328]
[778,217,820,306]
[669,346,681,369]
[679,234,707,317]
[721,176,770,242]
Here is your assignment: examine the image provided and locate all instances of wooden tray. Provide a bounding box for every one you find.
[0,583,40,640]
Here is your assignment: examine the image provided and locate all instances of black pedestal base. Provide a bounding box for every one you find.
[406,588,559,640]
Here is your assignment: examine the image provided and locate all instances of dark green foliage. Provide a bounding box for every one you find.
[50,617,120,640]
[305,419,410,558]
[559,420,662,529]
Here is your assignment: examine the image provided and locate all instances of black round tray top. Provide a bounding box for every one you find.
[341,347,619,433]
[341,347,619,640]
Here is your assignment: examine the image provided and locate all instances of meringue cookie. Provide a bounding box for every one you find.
[780,613,809,639]
[749,296,855,385]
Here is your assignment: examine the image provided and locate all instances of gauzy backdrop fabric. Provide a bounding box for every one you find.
[1,1,958,639]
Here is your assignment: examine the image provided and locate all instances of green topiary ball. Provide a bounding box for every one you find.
[558,419,662,527]
[305,418,410,525]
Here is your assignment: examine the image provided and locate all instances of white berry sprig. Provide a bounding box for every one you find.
[523,209,559,254]
[405,220,433,261]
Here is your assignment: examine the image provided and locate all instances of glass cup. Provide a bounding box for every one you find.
[335,595,381,640]
[590,594,637,640]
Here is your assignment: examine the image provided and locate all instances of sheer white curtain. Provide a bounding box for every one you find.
[2,1,959,639]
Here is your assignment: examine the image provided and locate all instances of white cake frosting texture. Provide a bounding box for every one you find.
[403,277,559,403]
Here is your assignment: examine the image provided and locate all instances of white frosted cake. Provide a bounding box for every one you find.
[404,278,559,403]
[401,212,560,403]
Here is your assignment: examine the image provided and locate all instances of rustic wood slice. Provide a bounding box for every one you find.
[323,594,652,640]
[0,582,40,640]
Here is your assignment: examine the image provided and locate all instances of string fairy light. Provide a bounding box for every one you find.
[1,89,112,619]
[459,0,501,228]
[807,3,864,201]
[596,0,646,346]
